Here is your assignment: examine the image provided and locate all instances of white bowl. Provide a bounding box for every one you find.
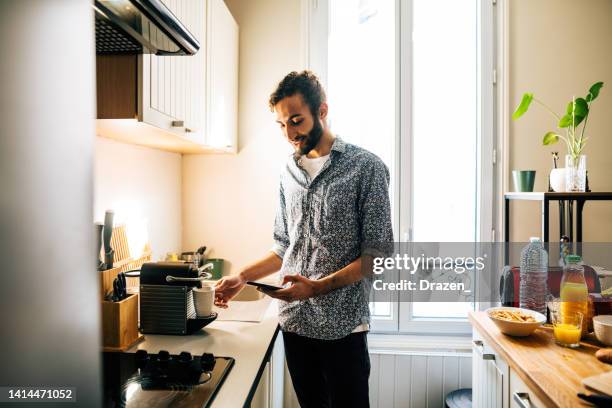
[486,307,546,337]
[593,315,612,346]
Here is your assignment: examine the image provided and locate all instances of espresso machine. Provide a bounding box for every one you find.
[139,262,216,335]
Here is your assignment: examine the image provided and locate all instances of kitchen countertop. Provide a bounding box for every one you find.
[127,297,280,408]
[469,311,611,407]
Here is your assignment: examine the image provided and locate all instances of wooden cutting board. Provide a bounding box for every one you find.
[582,370,612,396]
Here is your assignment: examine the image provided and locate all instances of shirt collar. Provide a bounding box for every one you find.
[330,136,346,154]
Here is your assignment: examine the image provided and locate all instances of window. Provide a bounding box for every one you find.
[308,0,496,334]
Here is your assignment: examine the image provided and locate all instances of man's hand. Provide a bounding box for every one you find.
[262,274,324,302]
[214,274,246,308]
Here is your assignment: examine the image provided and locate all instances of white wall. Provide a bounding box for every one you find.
[182,0,300,274]
[94,137,182,261]
[508,0,612,242]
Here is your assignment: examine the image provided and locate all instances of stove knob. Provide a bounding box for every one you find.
[135,350,149,369]
[200,353,216,372]
[158,350,170,368]
[179,351,192,364]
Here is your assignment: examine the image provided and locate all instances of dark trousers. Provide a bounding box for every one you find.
[282,330,371,408]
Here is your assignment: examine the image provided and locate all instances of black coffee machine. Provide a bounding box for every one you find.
[139,262,216,335]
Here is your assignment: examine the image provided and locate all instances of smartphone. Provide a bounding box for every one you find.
[246,281,283,291]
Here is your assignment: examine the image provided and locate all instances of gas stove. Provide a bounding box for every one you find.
[102,350,234,408]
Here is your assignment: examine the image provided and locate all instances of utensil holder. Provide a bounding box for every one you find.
[100,266,121,298]
[101,293,143,351]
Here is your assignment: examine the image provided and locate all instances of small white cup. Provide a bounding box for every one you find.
[193,284,215,317]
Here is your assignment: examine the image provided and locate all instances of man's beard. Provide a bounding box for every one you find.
[295,117,323,157]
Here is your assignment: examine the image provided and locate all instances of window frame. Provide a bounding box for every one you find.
[304,0,499,335]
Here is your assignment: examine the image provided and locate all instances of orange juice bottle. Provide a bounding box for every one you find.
[560,255,588,336]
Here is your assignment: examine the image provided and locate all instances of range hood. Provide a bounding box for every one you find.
[94,0,200,55]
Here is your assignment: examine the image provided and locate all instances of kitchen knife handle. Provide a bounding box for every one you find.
[115,273,125,299]
[112,278,119,302]
[577,393,612,405]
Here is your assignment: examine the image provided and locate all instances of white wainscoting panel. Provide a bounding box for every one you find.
[282,352,472,408]
[369,353,472,408]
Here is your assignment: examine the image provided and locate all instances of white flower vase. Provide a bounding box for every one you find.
[565,154,587,192]
[550,168,566,192]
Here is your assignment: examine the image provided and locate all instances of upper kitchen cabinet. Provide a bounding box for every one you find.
[95,0,239,154]
[205,0,239,151]
[141,0,206,145]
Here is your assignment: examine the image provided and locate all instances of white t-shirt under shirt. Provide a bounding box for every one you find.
[299,154,330,180]
[298,154,369,334]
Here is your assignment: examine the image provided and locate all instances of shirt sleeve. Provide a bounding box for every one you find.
[359,157,394,258]
[271,182,290,259]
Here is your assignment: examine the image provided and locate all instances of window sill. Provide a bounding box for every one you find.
[367,333,472,356]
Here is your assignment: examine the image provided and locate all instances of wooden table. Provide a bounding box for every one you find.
[504,192,612,243]
[469,311,611,407]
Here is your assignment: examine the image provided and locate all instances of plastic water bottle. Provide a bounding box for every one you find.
[519,237,548,314]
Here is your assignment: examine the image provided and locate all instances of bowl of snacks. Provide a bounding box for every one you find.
[486,307,546,337]
[593,315,612,346]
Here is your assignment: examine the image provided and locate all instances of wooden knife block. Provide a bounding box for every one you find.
[101,293,142,351]
[100,266,121,298]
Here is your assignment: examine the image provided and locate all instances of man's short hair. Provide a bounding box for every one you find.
[269,70,327,116]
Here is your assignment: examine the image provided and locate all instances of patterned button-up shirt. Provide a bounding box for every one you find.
[271,137,394,340]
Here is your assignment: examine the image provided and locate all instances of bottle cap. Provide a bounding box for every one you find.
[566,254,582,263]
[529,237,541,242]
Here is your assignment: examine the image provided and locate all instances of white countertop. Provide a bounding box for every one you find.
[127,298,280,408]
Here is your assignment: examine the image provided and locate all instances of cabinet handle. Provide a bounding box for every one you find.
[472,340,495,360]
[171,120,184,127]
[513,392,532,408]
[185,128,192,133]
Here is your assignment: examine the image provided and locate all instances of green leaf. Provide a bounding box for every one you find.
[512,93,533,120]
[586,81,604,102]
[574,98,588,127]
[574,98,588,116]
[543,132,560,145]
[559,114,572,128]
[562,98,588,127]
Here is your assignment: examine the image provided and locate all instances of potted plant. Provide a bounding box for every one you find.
[512,81,604,192]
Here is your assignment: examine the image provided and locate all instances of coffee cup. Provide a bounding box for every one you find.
[193,284,215,317]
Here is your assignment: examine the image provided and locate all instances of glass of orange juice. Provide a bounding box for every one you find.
[552,310,582,348]
[560,255,589,336]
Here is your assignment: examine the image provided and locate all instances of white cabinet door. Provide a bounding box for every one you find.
[140,0,206,144]
[205,0,239,151]
[509,369,545,408]
[472,331,510,408]
[128,0,238,152]
[251,361,271,408]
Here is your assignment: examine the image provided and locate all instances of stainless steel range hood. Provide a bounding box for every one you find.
[94,0,200,56]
